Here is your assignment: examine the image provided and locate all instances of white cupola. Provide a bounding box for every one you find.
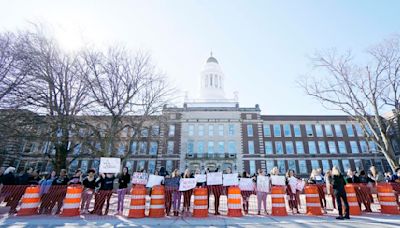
[199,53,225,100]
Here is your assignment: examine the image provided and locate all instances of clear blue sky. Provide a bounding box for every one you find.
[1,0,399,115]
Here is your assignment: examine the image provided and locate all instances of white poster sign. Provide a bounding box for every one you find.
[206,172,223,186]
[195,174,206,183]
[271,175,286,186]
[256,175,270,192]
[296,179,305,191]
[223,173,239,186]
[179,178,197,191]
[146,174,164,188]
[99,157,121,173]
[131,172,148,185]
[239,178,254,191]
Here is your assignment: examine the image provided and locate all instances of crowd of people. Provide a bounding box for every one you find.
[0,164,399,219]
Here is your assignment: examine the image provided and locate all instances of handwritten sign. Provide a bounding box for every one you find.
[195,174,206,183]
[146,174,164,188]
[165,177,180,188]
[99,157,121,173]
[239,178,254,191]
[257,175,270,192]
[271,175,286,186]
[223,173,239,186]
[207,172,223,186]
[131,172,148,185]
[179,178,197,191]
[296,179,305,191]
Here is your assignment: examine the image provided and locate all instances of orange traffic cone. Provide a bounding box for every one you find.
[193,187,208,218]
[17,186,40,216]
[377,183,400,215]
[61,185,82,216]
[305,185,323,216]
[345,184,361,216]
[227,186,242,217]
[271,186,287,216]
[149,185,165,218]
[128,185,147,218]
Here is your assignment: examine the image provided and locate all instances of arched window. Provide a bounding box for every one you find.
[210,74,213,86]
[205,75,208,87]
[214,75,218,88]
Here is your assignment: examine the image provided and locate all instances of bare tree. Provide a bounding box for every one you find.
[300,36,400,171]
[81,47,174,162]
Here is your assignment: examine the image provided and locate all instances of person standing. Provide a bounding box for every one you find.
[369,166,384,183]
[240,171,253,214]
[286,169,299,214]
[117,167,130,215]
[93,173,115,216]
[331,166,350,220]
[81,169,96,214]
[68,169,82,185]
[39,171,57,214]
[256,169,269,215]
[171,169,181,216]
[181,168,194,216]
[50,169,69,215]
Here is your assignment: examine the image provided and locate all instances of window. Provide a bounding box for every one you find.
[166,160,173,173]
[198,141,204,154]
[299,160,308,174]
[334,124,343,137]
[80,160,88,173]
[325,125,333,137]
[315,124,323,137]
[273,124,281,137]
[277,160,286,173]
[288,160,296,172]
[369,141,378,153]
[266,160,274,174]
[168,125,175,137]
[208,125,214,136]
[308,141,317,154]
[311,160,320,169]
[247,124,254,137]
[363,159,372,172]
[148,160,156,174]
[285,141,294,154]
[338,141,347,154]
[69,160,79,174]
[73,143,81,155]
[130,142,137,154]
[141,128,149,137]
[355,124,363,137]
[346,124,354,137]
[125,160,134,172]
[248,141,255,154]
[342,160,350,172]
[137,160,145,171]
[139,142,147,154]
[228,141,236,154]
[263,124,271,137]
[318,141,327,154]
[284,124,292,137]
[208,141,214,154]
[249,161,256,175]
[265,141,273,154]
[275,141,283,154]
[117,143,125,155]
[328,141,337,154]
[167,141,174,154]
[198,125,204,136]
[306,124,314,137]
[350,141,359,153]
[218,141,224,153]
[322,160,330,172]
[354,159,362,172]
[218,125,224,136]
[295,141,304,154]
[188,125,194,136]
[228,124,235,136]
[151,126,160,136]
[187,140,194,154]
[360,141,368,153]
[332,160,340,170]
[246,114,252,120]
[293,124,301,137]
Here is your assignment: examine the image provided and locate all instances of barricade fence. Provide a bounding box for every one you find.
[0,182,399,217]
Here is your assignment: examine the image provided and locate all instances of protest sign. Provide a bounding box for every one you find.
[146,174,164,188]
[164,177,180,188]
[131,172,148,185]
[179,178,197,191]
[223,173,239,186]
[206,172,223,185]
[271,175,286,186]
[296,179,305,191]
[239,178,254,191]
[256,175,270,192]
[195,174,206,183]
[99,157,121,173]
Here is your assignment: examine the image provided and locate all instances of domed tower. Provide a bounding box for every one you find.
[200,53,226,100]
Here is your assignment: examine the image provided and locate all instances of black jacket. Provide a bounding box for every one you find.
[118,173,131,189]
[331,174,346,194]
[2,173,16,185]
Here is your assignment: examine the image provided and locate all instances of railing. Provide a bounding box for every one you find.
[186,153,236,159]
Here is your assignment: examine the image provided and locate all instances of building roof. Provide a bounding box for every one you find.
[206,56,219,64]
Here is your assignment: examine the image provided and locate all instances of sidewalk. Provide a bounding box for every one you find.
[1,213,400,227]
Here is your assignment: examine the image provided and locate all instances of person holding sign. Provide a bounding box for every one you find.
[170,169,181,216]
[181,168,194,216]
[286,169,300,214]
[240,171,253,214]
[116,167,131,215]
[81,169,96,214]
[92,173,115,216]
[207,169,224,215]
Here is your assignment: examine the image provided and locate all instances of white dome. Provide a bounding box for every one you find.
[200,54,225,100]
